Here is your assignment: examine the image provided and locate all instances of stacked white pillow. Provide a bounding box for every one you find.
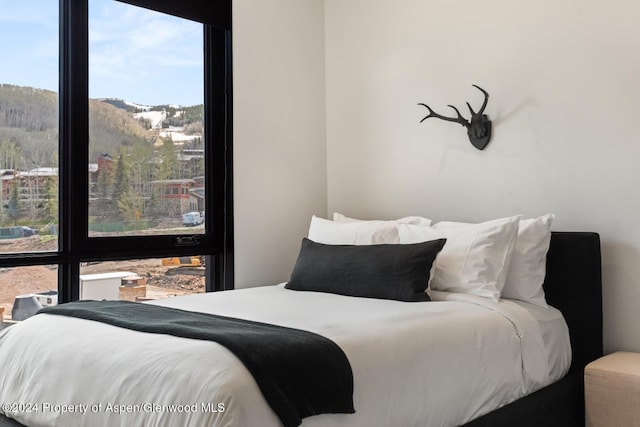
[308,213,433,245]
[333,212,432,226]
[502,214,554,308]
[308,215,398,245]
[397,215,522,302]
[307,212,555,307]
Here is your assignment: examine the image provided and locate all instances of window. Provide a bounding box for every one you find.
[0,1,59,255]
[88,2,206,238]
[0,0,232,326]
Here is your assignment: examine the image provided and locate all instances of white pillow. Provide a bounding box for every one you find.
[333,212,432,226]
[436,214,554,308]
[308,215,398,245]
[501,214,554,308]
[397,215,522,301]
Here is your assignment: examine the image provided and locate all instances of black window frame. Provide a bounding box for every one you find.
[0,0,234,302]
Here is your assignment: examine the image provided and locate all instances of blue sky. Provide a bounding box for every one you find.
[0,0,204,107]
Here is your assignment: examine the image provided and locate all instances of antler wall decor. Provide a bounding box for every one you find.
[418,85,492,150]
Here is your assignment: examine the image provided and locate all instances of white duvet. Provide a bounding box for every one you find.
[0,284,570,427]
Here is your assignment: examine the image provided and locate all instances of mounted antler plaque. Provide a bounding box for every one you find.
[418,85,492,150]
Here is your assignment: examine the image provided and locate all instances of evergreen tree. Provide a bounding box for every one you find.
[95,161,114,220]
[147,189,159,220]
[7,179,20,225]
[112,146,130,219]
[43,177,58,222]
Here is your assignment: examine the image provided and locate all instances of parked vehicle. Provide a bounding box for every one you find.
[20,226,38,236]
[182,211,204,227]
[0,226,37,239]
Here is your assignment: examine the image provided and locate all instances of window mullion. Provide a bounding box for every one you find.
[59,0,90,302]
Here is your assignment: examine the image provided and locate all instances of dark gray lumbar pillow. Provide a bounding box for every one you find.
[285,237,446,302]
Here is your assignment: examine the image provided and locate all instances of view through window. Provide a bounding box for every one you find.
[79,257,205,302]
[0,0,60,326]
[88,0,205,238]
[0,0,59,254]
[0,0,212,328]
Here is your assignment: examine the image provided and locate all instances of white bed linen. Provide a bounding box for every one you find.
[0,284,570,427]
[508,299,572,382]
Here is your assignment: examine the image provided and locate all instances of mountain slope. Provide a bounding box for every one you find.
[0,84,153,161]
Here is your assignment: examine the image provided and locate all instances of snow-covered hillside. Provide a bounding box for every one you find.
[133,110,167,129]
[103,98,202,143]
[159,128,200,143]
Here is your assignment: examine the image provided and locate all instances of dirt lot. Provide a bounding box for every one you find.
[0,235,57,253]
[0,236,205,321]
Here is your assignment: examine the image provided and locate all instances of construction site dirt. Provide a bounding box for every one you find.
[0,236,205,322]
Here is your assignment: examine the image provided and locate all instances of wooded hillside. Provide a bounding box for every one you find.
[0,84,205,226]
[0,84,203,164]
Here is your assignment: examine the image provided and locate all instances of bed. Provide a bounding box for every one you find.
[0,230,602,427]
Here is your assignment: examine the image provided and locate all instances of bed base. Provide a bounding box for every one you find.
[465,370,585,426]
[0,232,603,427]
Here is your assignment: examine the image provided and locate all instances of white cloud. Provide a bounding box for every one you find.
[0,0,203,105]
[90,1,201,72]
[87,0,203,104]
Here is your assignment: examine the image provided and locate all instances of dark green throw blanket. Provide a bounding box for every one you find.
[39,300,355,427]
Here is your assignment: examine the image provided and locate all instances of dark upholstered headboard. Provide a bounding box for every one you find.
[543,232,603,373]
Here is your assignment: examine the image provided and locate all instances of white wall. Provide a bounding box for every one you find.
[325,0,640,353]
[233,0,327,288]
